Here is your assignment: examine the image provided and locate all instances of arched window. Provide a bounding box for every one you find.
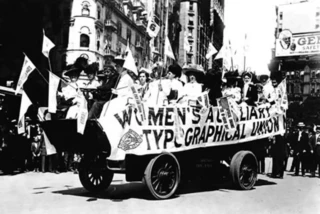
[80,34,90,47]
[82,1,90,16]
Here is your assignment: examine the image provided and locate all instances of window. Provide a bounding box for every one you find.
[97,40,100,50]
[188,28,193,37]
[82,1,90,16]
[127,28,132,43]
[97,6,101,19]
[117,21,122,36]
[80,34,90,47]
[188,17,194,25]
[187,55,192,64]
[279,12,283,20]
[189,2,193,11]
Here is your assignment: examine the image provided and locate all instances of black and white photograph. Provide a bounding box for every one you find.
[0,0,320,213]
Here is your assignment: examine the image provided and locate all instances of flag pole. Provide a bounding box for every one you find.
[244,55,246,72]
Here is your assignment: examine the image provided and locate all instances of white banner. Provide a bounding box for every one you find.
[15,55,36,94]
[276,32,320,57]
[48,72,60,113]
[99,100,286,161]
[77,95,88,135]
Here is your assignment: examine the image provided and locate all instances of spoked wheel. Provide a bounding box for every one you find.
[230,151,258,190]
[144,153,181,200]
[78,154,114,193]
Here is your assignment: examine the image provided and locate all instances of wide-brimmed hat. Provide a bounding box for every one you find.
[97,65,116,77]
[182,64,205,75]
[63,65,81,77]
[316,125,320,130]
[242,71,253,79]
[84,63,99,75]
[259,74,269,83]
[168,64,182,78]
[113,55,125,66]
[297,122,305,127]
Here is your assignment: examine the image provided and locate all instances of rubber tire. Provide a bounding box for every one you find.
[78,156,114,193]
[230,151,258,190]
[144,153,181,200]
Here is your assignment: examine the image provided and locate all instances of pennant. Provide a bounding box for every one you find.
[164,36,175,60]
[123,43,138,75]
[48,72,60,113]
[15,55,36,94]
[77,94,88,135]
[216,97,236,132]
[243,33,249,55]
[147,19,160,38]
[184,30,190,53]
[18,91,32,131]
[17,116,25,134]
[43,130,57,155]
[206,42,218,59]
[42,31,55,58]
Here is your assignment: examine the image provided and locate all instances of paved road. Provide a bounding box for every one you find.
[0,171,320,214]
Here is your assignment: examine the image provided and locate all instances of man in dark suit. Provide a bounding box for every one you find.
[88,65,119,119]
[293,123,311,176]
[270,135,287,178]
[241,72,258,106]
[309,125,320,177]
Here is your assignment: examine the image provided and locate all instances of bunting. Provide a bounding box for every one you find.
[206,42,218,59]
[15,55,36,94]
[164,36,175,60]
[123,43,138,75]
[42,30,55,58]
[48,72,60,113]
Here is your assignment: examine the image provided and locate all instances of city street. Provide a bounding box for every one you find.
[1,170,320,214]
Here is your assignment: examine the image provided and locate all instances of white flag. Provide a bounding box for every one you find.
[48,72,60,113]
[184,31,190,52]
[18,91,32,126]
[123,43,138,75]
[43,130,57,155]
[147,19,160,38]
[164,36,175,60]
[17,116,26,134]
[206,42,217,59]
[42,31,55,58]
[15,55,36,94]
[77,95,88,135]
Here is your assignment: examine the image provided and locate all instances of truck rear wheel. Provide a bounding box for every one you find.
[230,151,258,190]
[79,154,113,193]
[144,153,181,200]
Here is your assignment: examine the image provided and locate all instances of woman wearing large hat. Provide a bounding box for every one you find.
[179,64,205,103]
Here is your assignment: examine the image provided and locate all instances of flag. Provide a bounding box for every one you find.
[184,30,190,53]
[214,43,227,60]
[164,36,175,60]
[77,95,88,135]
[15,55,36,94]
[43,130,57,155]
[18,91,32,127]
[206,42,217,59]
[243,33,249,55]
[17,116,25,134]
[147,19,160,38]
[42,31,55,58]
[123,43,138,75]
[48,72,60,113]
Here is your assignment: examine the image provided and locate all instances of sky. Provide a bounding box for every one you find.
[223,0,309,75]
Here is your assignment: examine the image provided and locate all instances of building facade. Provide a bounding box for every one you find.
[269,0,320,124]
[51,0,150,71]
[178,0,224,70]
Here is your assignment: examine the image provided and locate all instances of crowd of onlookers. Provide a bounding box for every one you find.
[255,122,320,179]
